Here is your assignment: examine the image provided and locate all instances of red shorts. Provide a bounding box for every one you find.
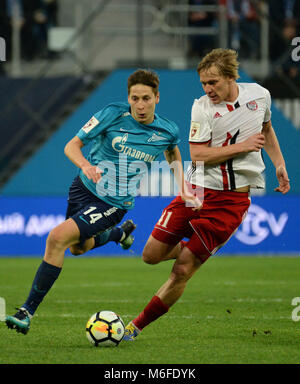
[151,188,250,263]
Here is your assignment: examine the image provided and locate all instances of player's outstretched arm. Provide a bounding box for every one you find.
[262,120,290,194]
[64,136,101,184]
[164,146,202,210]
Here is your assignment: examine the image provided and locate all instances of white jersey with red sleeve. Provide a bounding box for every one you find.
[187,82,271,190]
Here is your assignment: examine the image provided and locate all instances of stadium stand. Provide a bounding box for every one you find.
[1,1,299,193]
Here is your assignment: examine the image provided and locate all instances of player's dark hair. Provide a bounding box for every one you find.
[127,69,160,95]
[197,48,240,79]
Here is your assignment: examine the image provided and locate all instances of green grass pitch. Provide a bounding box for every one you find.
[0,255,300,364]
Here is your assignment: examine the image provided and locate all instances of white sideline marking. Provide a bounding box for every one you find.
[0,297,6,321]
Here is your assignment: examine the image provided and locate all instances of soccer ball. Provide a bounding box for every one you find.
[86,310,125,347]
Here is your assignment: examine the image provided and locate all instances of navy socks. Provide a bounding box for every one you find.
[23,260,62,316]
[93,227,123,249]
[21,229,124,315]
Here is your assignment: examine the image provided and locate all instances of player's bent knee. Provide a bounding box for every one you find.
[142,247,163,265]
[47,228,63,248]
[69,245,85,256]
[142,251,158,265]
[142,238,172,265]
[46,227,69,252]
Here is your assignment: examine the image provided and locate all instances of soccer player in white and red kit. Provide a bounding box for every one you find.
[124,48,290,340]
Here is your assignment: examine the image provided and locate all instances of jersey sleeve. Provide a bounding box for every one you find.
[189,100,212,143]
[263,89,272,123]
[76,105,115,144]
[166,122,181,151]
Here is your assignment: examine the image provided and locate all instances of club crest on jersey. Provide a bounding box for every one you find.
[213,112,222,118]
[147,133,167,142]
[246,100,258,111]
[191,128,197,137]
[190,121,200,138]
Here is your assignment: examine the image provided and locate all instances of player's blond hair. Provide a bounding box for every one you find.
[197,48,240,79]
[127,69,160,95]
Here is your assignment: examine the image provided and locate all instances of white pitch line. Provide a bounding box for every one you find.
[55,299,138,304]
[212,281,289,286]
[37,312,292,321]
[56,282,133,288]
[233,298,284,302]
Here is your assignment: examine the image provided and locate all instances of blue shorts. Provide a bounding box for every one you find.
[66,176,127,244]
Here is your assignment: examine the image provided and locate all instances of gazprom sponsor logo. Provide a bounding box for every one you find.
[235,204,288,245]
[112,134,156,162]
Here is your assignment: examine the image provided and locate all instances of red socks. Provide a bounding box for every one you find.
[132,295,169,330]
[131,243,189,331]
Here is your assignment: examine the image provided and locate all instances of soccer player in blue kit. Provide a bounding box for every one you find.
[6,69,198,334]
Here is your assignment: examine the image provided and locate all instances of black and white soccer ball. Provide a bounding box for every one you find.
[86,310,125,347]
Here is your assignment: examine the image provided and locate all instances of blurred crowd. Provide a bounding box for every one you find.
[188,0,300,80]
[0,0,58,61]
[0,0,300,81]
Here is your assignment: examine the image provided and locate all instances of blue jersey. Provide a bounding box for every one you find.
[76,102,180,210]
